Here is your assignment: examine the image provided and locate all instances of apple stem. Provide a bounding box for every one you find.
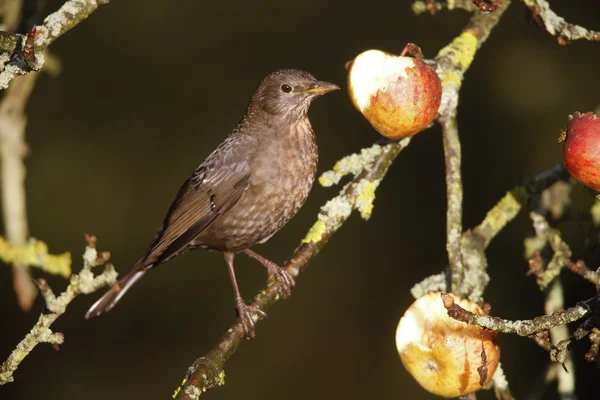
[400,43,424,60]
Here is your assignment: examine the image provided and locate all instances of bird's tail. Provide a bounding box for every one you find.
[85,263,148,319]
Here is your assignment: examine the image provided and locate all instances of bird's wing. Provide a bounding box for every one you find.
[140,133,255,267]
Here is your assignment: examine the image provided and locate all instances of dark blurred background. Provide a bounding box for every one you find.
[1,1,600,399]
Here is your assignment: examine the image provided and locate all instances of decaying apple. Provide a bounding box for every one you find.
[347,47,442,139]
[395,292,500,398]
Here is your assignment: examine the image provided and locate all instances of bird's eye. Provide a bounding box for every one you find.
[281,84,293,93]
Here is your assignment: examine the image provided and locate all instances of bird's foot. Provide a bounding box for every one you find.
[235,298,267,339]
[267,264,295,297]
[243,249,296,297]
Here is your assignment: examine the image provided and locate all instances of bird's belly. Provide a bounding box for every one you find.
[197,168,315,252]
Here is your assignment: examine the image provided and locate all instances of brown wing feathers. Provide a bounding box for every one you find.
[85,136,253,318]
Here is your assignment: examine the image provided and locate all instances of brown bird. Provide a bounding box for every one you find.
[86,69,339,337]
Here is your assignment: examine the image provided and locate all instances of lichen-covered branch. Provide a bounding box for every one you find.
[544,279,575,397]
[434,0,510,297]
[521,0,600,44]
[0,236,71,277]
[412,186,524,300]
[473,191,524,247]
[0,235,116,385]
[441,292,588,337]
[0,72,38,309]
[174,138,411,400]
[0,0,108,89]
[440,114,465,293]
[525,210,600,289]
[411,0,479,15]
[175,3,516,398]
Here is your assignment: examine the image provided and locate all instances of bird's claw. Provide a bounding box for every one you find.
[270,267,295,297]
[235,299,266,339]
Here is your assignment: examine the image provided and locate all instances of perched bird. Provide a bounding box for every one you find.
[86,69,339,337]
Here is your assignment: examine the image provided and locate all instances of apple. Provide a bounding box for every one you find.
[563,112,600,191]
[347,47,442,139]
[395,292,500,398]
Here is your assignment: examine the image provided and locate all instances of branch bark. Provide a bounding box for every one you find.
[175,2,513,398]
[174,139,411,399]
[0,0,108,89]
[0,235,116,384]
[434,0,511,297]
[522,0,600,44]
[0,72,38,309]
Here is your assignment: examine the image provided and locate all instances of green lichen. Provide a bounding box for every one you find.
[318,144,383,187]
[302,220,326,243]
[320,196,352,224]
[440,69,461,87]
[354,179,380,220]
[172,386,181,398]
[438,31,478,69]
[0,237,72,278]
[217,370,225,386]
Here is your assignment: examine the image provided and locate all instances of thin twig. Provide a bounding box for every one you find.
[411,0,479,15]
[442,292,588,337]
[0,0,109,89]
[522,0,600,44]
[544,279,576,398]
[0,235,116,384]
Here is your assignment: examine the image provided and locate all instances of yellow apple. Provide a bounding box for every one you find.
[395,292,500,398]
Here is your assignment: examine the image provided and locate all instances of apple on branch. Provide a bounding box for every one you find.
[346,44,442,139]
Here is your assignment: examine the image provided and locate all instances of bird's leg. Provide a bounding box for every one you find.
[223,251,266,339]
[243,249,295,297]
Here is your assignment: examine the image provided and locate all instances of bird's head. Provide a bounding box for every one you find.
[250,69,339,118]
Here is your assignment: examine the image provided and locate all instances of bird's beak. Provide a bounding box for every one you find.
[303,81,340,95]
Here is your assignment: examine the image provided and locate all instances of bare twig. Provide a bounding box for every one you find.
[0,72,38,309]
[522,0,600,44]
[0,235,117,384]
[585,328,599,363]
[564,260,600,288]
[0,0,108,89]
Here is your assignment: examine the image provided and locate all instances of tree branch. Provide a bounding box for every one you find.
[521,0,600,44]
[0,235,72,277]
[0,72,38,309]
[411,0,479,15]
[441,292,589,337]
[0,0,108,90]
[174,138,412,399]
[434,0,511,296]
[175,2,513,398]
[0,235,116,385]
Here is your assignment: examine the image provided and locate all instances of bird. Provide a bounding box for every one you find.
[86,69,339,338]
